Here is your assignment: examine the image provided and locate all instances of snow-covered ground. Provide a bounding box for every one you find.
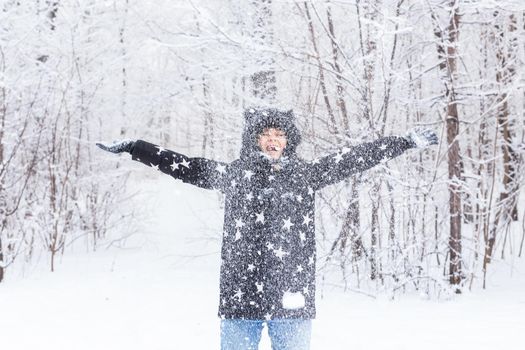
[1,175,524,350]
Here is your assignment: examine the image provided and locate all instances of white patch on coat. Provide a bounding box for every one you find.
[282,291,305,310]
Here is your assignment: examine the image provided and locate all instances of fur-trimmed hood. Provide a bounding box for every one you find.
[240,107,302,160]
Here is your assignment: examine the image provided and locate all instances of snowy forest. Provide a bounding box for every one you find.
[1,0,524,301]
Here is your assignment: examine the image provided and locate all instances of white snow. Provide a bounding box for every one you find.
[1,175,524,349]
[282,291,306,310]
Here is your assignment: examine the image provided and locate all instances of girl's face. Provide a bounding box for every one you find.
[258,128,288,160]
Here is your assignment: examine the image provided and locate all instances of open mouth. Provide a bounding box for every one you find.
[266,145,281,152]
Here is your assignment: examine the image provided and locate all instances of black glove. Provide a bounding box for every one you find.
[405,128,438,149]
[96,139,136,154]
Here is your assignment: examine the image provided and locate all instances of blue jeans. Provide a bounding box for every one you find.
[220,319,311,350]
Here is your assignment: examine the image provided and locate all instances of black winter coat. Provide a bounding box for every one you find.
[131,135,412,320]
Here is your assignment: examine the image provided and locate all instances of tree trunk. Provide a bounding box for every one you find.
[484,12,519,271]
[433,0,462,289]
[494,13,519,222]
[303,2,338,136]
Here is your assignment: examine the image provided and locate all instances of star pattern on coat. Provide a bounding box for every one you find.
[255,211,265,224]
[170,160,181,171]
[282,217,294,231]
[180,158,191,168]
[130,135,413,321]
[155,146,166,155]
[235,230,242,241]
[302,213,313,226]
[273,246,289,260]
[244,170,254,180]
[235,218,245,228]
[233,289,244,302]
[333,152,344,163]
